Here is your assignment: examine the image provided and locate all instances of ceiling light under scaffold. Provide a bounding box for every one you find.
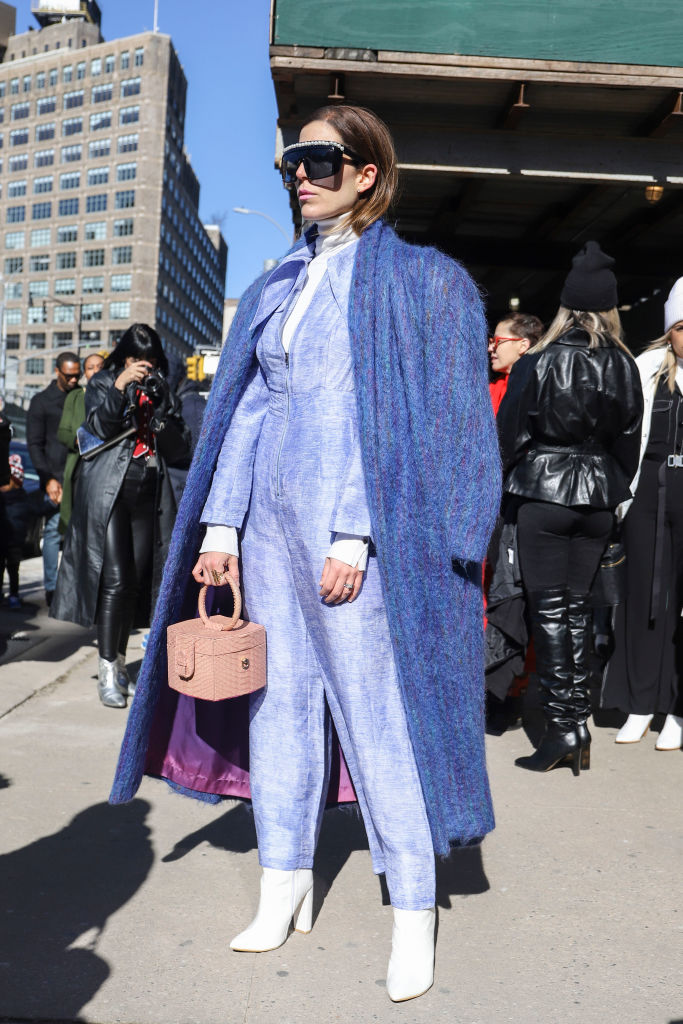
[645,184,664,204]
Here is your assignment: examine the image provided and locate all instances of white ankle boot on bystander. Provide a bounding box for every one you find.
[385,906,436,1002]
[615,714,653,743]
[229,868,314,952]
[655,714,683,750]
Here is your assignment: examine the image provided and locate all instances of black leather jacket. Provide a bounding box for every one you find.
[497,328,643,509]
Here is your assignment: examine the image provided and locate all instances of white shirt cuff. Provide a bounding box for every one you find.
[328,533,369,570]
[200,524,239,557]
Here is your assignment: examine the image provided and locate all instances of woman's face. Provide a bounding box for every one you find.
[670,322,683,359]
[488,320,530,374]
[294,120,377,222]
[125,356,156,369]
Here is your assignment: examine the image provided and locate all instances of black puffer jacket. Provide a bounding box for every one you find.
[497,328,643,509]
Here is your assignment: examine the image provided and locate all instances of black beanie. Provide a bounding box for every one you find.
[560,240,618,312]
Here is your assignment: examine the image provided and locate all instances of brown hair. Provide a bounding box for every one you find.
[500,313,545,347]
[303,104,398,234]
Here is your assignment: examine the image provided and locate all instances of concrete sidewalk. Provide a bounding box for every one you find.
[0,634,681,1024]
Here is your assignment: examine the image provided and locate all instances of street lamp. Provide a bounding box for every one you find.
[232,207,292,245]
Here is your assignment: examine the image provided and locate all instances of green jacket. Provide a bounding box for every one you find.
[56,386,84,535]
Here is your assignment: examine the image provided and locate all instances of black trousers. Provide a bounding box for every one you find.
[1,545,21,597]
[97,459,156,662]
[517,500,614,595]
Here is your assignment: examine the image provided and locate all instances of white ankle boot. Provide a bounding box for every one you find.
[386,907,436,1002]
[615,714,653,743]
[655,714,683,750]
[230,868,314,952]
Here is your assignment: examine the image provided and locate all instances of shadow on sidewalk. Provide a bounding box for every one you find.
[0,799,153,1021]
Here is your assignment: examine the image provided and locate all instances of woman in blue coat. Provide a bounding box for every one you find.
[111,105,500,1001]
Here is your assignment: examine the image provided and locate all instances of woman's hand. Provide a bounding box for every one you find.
[114,360,153,391]
[192,551,240,588]
[319,557,363,604]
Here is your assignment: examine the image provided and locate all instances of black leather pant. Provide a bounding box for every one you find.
[97,458,156,662]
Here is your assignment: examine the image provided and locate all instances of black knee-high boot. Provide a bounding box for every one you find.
[515,587,581,775]
[567,591,593,771]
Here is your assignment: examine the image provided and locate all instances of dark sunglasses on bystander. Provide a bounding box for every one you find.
[281,139,365,187]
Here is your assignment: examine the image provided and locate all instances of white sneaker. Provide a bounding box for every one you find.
[386,907,436,1002]
[615,714,653,743]
[655,714,683,751]
[230,868,313,952]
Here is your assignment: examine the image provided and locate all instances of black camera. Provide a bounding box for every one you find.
[137,368,169,406]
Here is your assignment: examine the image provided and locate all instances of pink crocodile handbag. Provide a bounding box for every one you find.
[167,577,266,701]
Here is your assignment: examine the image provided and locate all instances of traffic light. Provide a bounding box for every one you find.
[186,354,204,381]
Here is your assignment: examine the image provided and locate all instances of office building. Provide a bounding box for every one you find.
[0,0,226,397]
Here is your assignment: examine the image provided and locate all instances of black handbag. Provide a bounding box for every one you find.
[592,539,626,607]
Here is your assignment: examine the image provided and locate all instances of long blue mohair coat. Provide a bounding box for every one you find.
[110,220,502,855]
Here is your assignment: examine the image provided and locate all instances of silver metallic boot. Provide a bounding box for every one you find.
[97,656,127,708]
[116,653,136,697]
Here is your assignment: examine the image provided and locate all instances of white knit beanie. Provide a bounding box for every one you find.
[664,277,683,332]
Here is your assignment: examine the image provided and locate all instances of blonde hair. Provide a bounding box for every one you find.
[646,331,676,393]
[530,306,632,356]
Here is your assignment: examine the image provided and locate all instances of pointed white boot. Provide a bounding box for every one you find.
[655,714,683,750]
[386,907,436,1002]
[230,868,314,952]
[615,714,653,743]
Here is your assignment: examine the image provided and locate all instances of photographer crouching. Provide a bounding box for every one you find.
[51,324,191,708]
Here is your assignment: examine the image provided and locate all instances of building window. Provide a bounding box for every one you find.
[104,54,115,74]
[111,273,131,292]
[86,194,107,213]
[6,205,25,223]
[9,154,28,172]
[10,128,29,146]
[62,117,83,137]
[61,143,81,162]
[29,280,49,299]
[56,251,76,269]
[9,78,19,96]
[26,358,45,375]
[4,257,23,274]
[54,277,75,295]
[112,245,132,265]
[6,334,20,350]
[120,51,130,70]
[134,47,144,67]
[35,122,56,142]
[116,161,136,182]
[82,275,104,293]
[62,66,73,84]
[0,108,4,124]
[27,332,46,349]
[87,166,109,186]
[119,106,139,127]
[22,76,31,93]
[35,148,55,167]
[10,101,30,120]
[91,58,102,76]
[117,133,138,154]
[28,305,47,324]
[36,72,46,90]
[7,179,26,198]
[89,111,111,131]
[59,171,80,190]
[53,331,73,345]
[85,220,106,240]
[54,303,74,323]
[120,77,141,99]
[49,69,58,88]
[110,300,131,320]
[76,61,86,79]
[6,281,22,299]
[36,96,56,116]
[58,198,79,216]
[57,225,77,243]
[30,228,51,247]
[33,176,53,194]
[63,89,84,110]
[5,308,21,325]
[82,301,103,320]
[115,190,135,210]
[113,218,133,237]
[30,254,50,272]
[91,83,112,104]
[83,248,105,267]
[4,232,24,250]
[89,138,110,157]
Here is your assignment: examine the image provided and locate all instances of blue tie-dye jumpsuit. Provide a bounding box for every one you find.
[201,234,435,910]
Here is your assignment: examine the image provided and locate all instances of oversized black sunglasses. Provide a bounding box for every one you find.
[281,140,365,187]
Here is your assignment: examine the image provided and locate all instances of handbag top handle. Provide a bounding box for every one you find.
[197,578,242,632]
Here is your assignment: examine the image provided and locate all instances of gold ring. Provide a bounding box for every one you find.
[211,569,224,585]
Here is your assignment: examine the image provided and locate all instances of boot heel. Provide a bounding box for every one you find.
[293,886,313,933]
[580,747,591,771]
[570,749,581,777]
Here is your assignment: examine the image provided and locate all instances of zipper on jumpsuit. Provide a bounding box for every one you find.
[275,346,290,498]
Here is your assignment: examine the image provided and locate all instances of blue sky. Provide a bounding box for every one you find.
[10,0,293,298]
